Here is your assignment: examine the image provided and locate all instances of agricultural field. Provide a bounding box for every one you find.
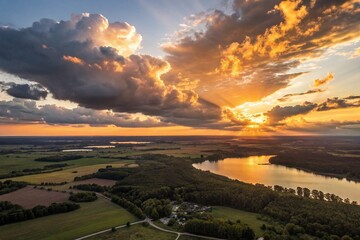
[209,206,267,236]
[8,162,136,184]
[0,186,69,208]
[134,143,233,158]
[0,136,360,239]
[87,224,176,240]
[0,152,135,176]
[0,152,57,175]
[51,178,117,191]
[0,197,138,240]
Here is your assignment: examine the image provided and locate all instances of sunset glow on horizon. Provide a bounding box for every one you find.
[0,0,360,136]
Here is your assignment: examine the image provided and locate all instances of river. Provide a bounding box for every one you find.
[193,155,360,202]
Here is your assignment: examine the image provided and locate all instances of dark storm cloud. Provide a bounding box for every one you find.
[0,99,168,127]
[0,82,48,100]
[0,13,226,128]
[163,0,360,107]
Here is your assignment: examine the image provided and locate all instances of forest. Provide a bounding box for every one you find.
[185,218,255,240]
[69,192,98,202]
[270,150,360,182]
[91,154,360,239]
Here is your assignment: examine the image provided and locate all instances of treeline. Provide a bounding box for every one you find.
[191,148,268,163]
[74,167,136,181]
[111,196,145,219]
[0,180,27,195]
[112,185,176,204]
[183,183,277,213]
[263,195,360,238]
[0,201,79,226]
[95,167,136,180]
[38,181,68,186]
[270,150,360,182]
[72,184,107,193]
[24,163,69,171]
[273,185,358,205]
[69,192,97,202]
[34,155,83,162]
[184,219,255,240]
[0,164,68,179]
[139,147,181,152]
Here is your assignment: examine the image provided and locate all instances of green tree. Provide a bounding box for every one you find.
[297,187,303,196]
[303,188,311,198]
[150,208,159,220]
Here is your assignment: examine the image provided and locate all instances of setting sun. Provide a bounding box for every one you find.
[0,1,360,239]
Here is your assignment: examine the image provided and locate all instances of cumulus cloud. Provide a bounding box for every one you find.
[317,96,360,111]
[314,73,334,87]
[265,101,318,124]
[265,95,360,125]
[163,0,360,107]
[0,13,226,128]
[0,4,359,132]
[0,82,48,100]
[0,99,167,127]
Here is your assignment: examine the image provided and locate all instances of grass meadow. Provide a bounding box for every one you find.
[8,162,136,184]
[0,197,137,240]
[209,206,267,236]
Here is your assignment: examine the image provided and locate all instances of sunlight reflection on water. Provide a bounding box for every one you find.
[193,155,360,202]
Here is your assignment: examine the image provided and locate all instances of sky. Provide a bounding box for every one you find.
[0,0,359,136]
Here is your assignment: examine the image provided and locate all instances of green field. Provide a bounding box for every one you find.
[143,144,231,158]
[50,178,117,191]
[0,153,56,175]
[8,162,136,184]
[0,197,138,240]
[209,206,267,236]
[0,151,135,175]
[0,142,225,176]
[88,224,176,240]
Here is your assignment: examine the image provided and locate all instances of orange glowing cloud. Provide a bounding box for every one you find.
[314,73,334,87]
[63,55,85,65]
[164,0,360,109]
[1,1,360,135]
[219,0,309,76]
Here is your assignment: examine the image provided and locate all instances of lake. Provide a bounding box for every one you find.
[85,145,115,149]
[110,141,151,145]
[193,155,360,202]
[62,149,93,152]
